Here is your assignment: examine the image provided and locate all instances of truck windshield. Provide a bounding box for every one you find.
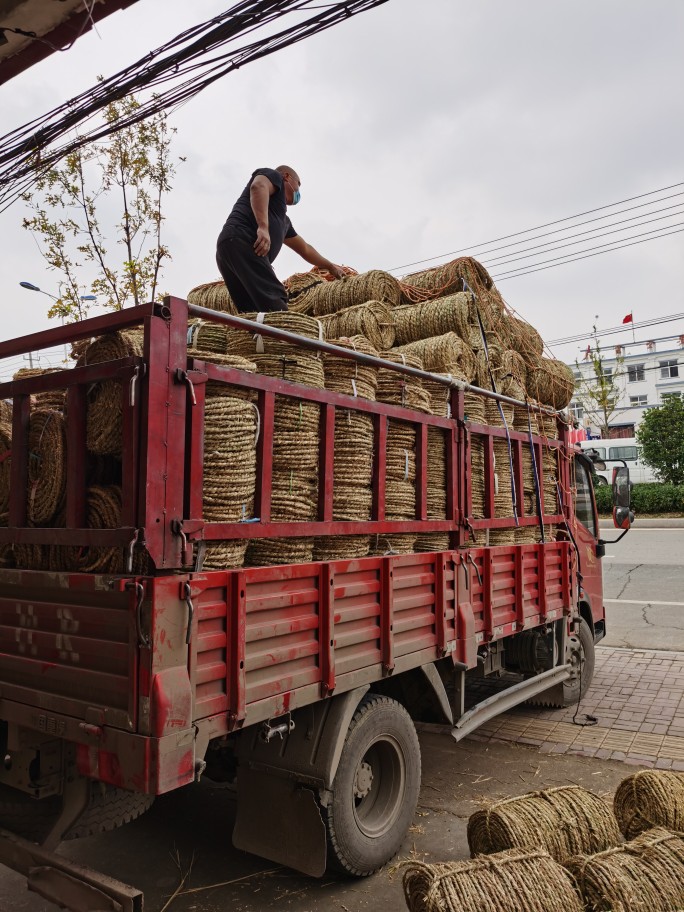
[574,458,597,538]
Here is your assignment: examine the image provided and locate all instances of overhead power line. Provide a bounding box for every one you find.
[492,225,684,282]
[0,0,389,212]
[388,182,684,273]
[547,312,684,347]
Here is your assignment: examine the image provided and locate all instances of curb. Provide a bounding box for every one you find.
[599,518,684,529]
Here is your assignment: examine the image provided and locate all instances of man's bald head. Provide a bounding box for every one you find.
[276,165,300,186]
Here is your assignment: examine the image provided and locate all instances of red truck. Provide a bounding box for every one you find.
[0,298,626,910]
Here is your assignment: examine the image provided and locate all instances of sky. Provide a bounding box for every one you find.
[0,0,683,379]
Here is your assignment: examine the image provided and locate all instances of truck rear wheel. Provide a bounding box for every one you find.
[325,694,421,877]
[0,782,153,844]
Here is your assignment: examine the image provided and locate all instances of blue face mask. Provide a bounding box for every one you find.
[286,177,301,206]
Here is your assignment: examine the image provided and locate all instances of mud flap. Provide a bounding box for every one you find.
[233,767,327,877]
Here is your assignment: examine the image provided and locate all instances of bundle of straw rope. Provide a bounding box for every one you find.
[400,258,505,327]
[319,300,395,352]
[27,409,67,525]
[225,311,323,357]
[526,359,575,410]
[0,400,11,423]
[369,419,417,556]
[187,351,257,400]
[402,848,583,912]
[79,330,144,457]
[0,420,11,515]
[566,827,684,912]
[614,770,684,839]
[13,367,65,412]
[187,279,237,314]
[201,355,259,571]
[61,485,125,574]
[247,398,320,566]
[322,335,379,401]
[467,786,621,863]
[394,332,476,381]
[283,269,326,309]
[376,352,431,413]
[415,426,450,553]
[501,315,544,361]
[294,270,402,317]
[393,293,471,346]
[316,338,378,561]
[187,318,230,355]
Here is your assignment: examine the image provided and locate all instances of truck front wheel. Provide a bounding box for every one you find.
[325,694,421,877]
[562,618,595,706]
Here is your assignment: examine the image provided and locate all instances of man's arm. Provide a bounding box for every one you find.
[250,174,276,257]
[284,234,346,279]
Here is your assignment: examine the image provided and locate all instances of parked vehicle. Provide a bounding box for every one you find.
[579,437,656,484]
[0,300,628,909]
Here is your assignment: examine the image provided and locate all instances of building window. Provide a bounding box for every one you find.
[627,364,645,382]
[603,367,613,379]
[660,360,679,379]
[629,395,647,407]
[569,401,584,421]
[573,371,582,381]
[662,391,682,402]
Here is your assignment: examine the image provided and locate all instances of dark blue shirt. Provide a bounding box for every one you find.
[218,167,297,263]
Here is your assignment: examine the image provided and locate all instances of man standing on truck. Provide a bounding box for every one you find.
[216,165,346,313]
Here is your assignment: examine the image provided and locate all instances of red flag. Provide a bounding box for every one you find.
[583,345,591,360]
[622,312,633,324]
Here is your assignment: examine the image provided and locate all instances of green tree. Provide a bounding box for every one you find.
[574,331,625,437]
[22,93,182,322]
[637,396,684,485]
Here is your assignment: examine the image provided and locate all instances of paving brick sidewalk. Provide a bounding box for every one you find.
[471,647,684,769]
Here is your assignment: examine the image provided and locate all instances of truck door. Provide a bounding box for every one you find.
[572,454,605,630]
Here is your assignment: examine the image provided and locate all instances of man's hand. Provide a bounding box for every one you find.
[254,226,271,257]
[327,264,347,280]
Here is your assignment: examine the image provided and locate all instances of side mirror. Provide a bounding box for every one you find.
[612,465,634,530]
[585,448,606,472]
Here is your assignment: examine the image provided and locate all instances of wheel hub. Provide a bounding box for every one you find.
[354,761,373,799]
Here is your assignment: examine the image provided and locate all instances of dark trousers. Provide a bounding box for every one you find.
[216,236,288,313]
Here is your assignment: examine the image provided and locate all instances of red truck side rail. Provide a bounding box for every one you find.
[0,298,580,796]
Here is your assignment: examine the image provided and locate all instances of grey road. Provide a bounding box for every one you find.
[600,525,684,651]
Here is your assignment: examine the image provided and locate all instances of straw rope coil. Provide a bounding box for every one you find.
[400,258,505,329]
[0,400,11,423]
[376,352,431,413]
[369,532,417,556]
[415,425,450,553]
[394,332,476,381]
[614,771,684,840]
[0,421,11,515]
[225,311,323,357]
[313,536,370,561]
[27,409,67,525]
[13,367,65,412]
[319,300,395,351]
[501,315,544,361]
[402,848,584,912]
[187,318,230,355]
[80,330,144,457]
[186,350,257,400]
[467,786,621,863]
[526,359,575,410]
[393,293,471,346]
[187,279,237,314]
[422,370,466,419]
[62,485,125,574]
[283,269,326,310]
[565,826,684,912]
[322,335,379,400]
[297,270,402,317]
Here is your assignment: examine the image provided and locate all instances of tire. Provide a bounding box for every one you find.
[561,618,595,707]
[325,694,421,877]
[0,781,153,844]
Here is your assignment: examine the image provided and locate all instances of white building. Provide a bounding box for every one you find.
[568,335,684,438]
